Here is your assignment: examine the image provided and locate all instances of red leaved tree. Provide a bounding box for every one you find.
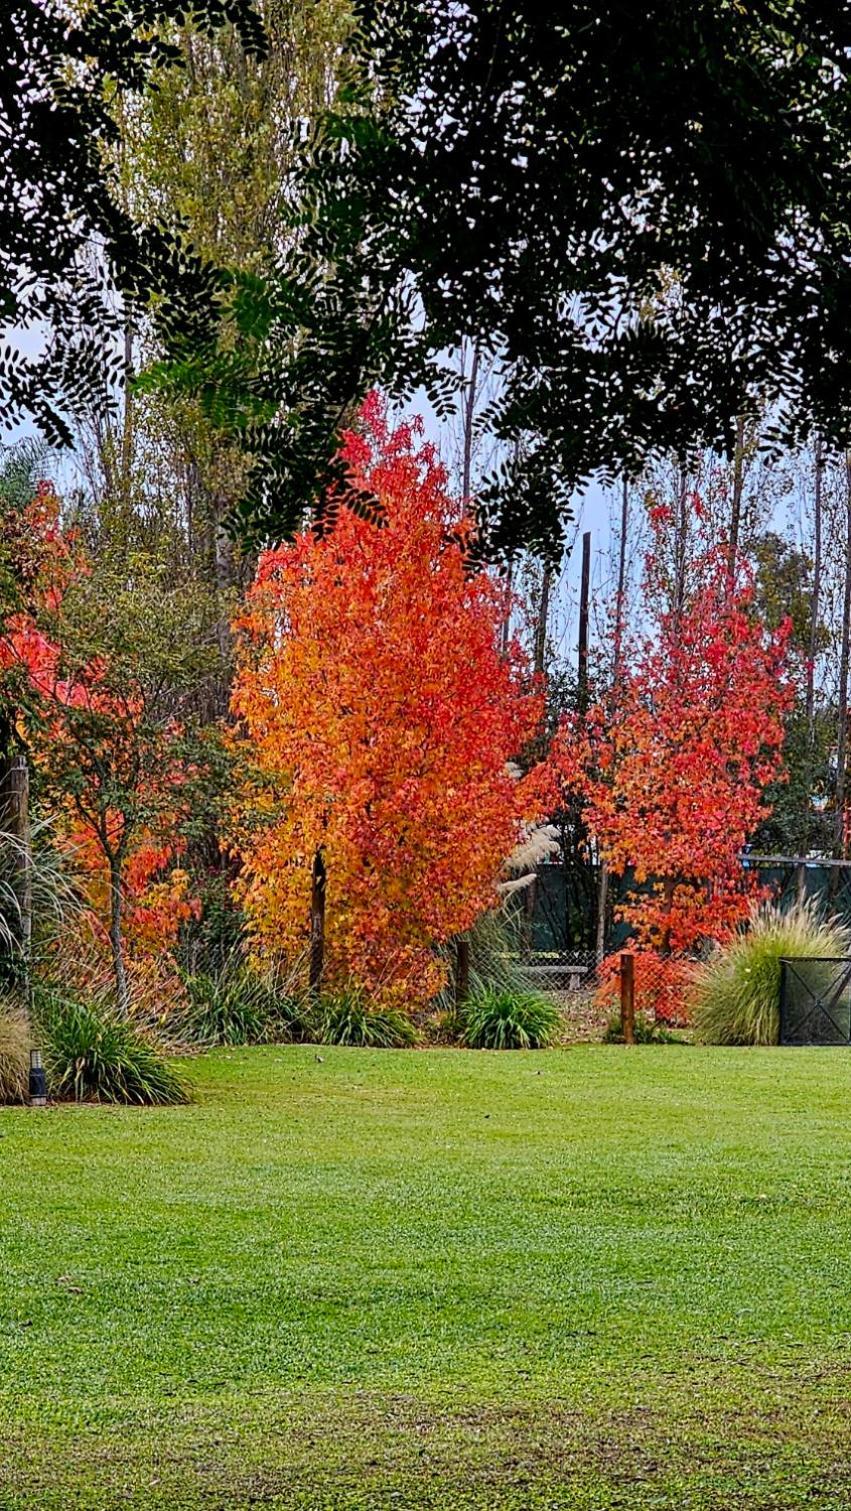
[231,398,545,1006]
[0,489,198,1011]
[553,524,792,1014]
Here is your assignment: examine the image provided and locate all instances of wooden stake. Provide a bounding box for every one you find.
[620,952,636,1045]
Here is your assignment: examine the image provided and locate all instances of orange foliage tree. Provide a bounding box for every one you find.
[231,399,545,1005]
[553,534,792,1013]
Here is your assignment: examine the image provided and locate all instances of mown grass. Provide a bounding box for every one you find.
[2,1045,851,1508]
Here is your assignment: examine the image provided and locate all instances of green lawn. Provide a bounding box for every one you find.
[3,1046,851,1509]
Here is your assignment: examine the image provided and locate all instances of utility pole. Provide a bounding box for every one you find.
[461,340,480,503]
[534,564,552,678]
[835,455,851,860]
[597,484,628,958]
[577,530,591,712]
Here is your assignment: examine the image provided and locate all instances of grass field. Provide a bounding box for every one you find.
[3,1045,851,1509]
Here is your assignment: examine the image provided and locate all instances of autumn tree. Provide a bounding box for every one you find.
[0,502,220,1011]
[553,528,792,959]
[231,399,545,1005]
[0,473,80,981]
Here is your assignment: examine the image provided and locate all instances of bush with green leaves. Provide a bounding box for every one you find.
[603,1011,681,1045]
[36,985,188,1105]
[433,907,532,1019]
[182,955,303,1047]
[0,1002,30,1102]
[314,990,416,1048]
[461,988,561,1050]
[692,901,851,1046]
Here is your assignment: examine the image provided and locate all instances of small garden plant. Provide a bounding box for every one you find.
[35,984,188,1105]
[461,987,561,1050]
[315,989,417,1048]
[182,953,303,1047]
[691,901,851,1045]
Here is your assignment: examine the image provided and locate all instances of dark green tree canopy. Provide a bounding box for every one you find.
[0,0,264,448]
[206,0,851,558]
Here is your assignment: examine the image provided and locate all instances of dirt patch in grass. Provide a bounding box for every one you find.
[4,1372,851,1510]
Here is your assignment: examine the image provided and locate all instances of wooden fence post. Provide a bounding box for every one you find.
[620,952,636,1045]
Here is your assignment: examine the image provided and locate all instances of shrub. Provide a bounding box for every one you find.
[36,985,189,1105]
[314,989,417,1048]
[0,1003,30,1102]
[183,960,302,1046]
[433,907,531,1019]
[602,1011,681,1045]
[692,901,851,1046]
[461,988,560,1050]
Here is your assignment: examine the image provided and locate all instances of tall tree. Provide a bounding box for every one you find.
[99,1,350,706]
[178,2,851,556]
[231,399,545,1005]
[596,483,630,955]
[555,534,792,955]
[835,457,851,859]
[0,0,264,446]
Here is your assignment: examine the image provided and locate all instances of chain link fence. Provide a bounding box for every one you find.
[512,946,694,1033]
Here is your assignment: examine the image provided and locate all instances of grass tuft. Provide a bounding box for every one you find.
[0,1000,30,1102]
[692,900,851,1045]
[36,984,189,1105]
[315,989,416,1048]
[461,987,560,1049]
[182,958,302,1046]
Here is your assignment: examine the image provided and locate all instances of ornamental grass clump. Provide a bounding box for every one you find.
[36,984,189,1105]
[182,953,304,1046]
[0,1002,30,1102]
[692,901,851,1046]
[315,989,417,1048]
[462,987,561,1050]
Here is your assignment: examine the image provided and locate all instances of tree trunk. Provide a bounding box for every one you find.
[455,936,470,1010]
[613,478,628,674]
[108,851,130,1016]
[804,439,824,856]
[835,455,851,860]
[727,413,746,578]
[673,463,688,629]
[500,559,514,655]
[309,848,327,996]
[597,487,629,957]
[577,529,592,711]
[461,341,480,502]
[660,876,676,956]
[594,849,608,959]
[121,315,134,494]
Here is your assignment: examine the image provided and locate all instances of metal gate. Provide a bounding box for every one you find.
[779,958,851,1045]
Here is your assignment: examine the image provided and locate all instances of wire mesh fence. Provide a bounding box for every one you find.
[779,958,851,1045]
[512,947,693,1026]
[514,949,601,997]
